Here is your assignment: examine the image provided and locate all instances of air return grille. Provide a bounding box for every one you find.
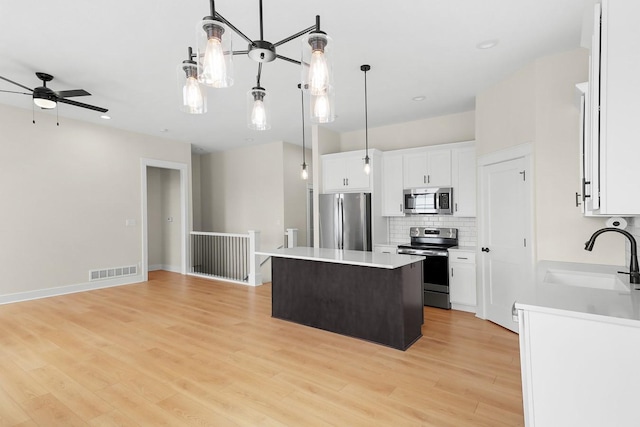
[89,265,138,281]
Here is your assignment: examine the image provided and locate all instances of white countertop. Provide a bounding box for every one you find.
[449,246,476,252]
[257,247,424,269]
[516,260,640,327]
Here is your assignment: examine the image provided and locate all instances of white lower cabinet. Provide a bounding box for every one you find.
[448,249,476,312]
[517,306,640,427]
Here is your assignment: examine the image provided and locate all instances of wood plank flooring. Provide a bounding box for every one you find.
[0,271,524,426]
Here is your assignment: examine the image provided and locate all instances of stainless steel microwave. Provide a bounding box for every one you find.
[403,188,453,215]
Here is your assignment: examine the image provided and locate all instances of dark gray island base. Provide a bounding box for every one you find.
[267,249,424,351]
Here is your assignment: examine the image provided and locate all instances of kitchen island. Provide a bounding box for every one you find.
[256,247,424,350]
[515,260,640,427]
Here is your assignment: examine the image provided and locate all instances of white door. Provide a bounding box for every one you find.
[480,155,532,332]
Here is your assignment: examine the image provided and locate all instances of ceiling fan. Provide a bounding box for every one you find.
[0,72,108,113]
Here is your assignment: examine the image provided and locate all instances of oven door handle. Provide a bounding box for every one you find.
[398,248,448,257]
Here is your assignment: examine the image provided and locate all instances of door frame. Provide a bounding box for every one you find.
[476,142,535,320]
[141,158,189,281]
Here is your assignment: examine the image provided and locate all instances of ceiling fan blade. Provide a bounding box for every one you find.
[0,89,31,95]
[57,97,108,113]
[0,75,33,92]
[56,89,91,98]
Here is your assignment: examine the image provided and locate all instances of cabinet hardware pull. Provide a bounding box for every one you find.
[481,247,490,253]
[427,175,430,184]
[400,203,403,212]
[451,268,454,277]
[575,192,582,207]
[423,175,426,184]
[458,257,468,260]
[455,203,458,212]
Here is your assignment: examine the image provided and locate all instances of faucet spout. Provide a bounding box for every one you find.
[585,227,640,286]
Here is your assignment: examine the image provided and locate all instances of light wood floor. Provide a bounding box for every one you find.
[0,271,524,426]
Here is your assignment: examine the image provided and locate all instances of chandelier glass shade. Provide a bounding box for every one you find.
[247,86,271,130]
[178,47,206,114]
[196,17,234,88]
[180,0,334,130]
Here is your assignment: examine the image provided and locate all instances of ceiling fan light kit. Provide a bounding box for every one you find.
[181,0,335,129]
[0,72,109,122]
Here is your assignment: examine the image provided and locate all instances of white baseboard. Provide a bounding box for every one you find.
[149,264,181,273]
[0,274,145,305]
[451,303,477,314]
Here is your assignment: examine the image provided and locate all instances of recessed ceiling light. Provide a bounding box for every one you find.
[476,39,499,50]
[245,138,254,142]
[100,115,111,120]
[160,128,168,133]
[412,96,426,102]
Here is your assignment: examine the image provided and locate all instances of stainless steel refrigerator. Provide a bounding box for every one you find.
[319,193,372,251]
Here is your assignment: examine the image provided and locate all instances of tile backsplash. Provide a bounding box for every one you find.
[388,216,477,247]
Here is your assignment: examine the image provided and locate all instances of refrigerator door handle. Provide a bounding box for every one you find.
[339,196,345,249]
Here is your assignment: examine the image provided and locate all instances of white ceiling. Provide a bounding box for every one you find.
[0,0,594,153]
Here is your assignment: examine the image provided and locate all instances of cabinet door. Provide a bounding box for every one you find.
[344,155,370,190]
[426,149,452,187]
[403,152,428,188]
[452,147,476,217]
[322,157,346,192]
[449,261,476,308]
[382,154,405,216]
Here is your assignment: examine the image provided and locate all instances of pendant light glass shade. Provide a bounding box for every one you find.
[309,86,335,124]
[247,87,271,130]
[301,32,334,117]
[196,17,234,88]
[303,31,335,124]
[301,163,309,180]
[178,58,206,114]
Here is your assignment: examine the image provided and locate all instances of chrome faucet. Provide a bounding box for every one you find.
[585,227,640,287]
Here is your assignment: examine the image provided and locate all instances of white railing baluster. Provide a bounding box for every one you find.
[189,230,262,286]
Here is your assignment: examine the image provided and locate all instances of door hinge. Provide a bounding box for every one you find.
[519,170,526,181]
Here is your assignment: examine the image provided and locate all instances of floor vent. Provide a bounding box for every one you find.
[89,265,138,281]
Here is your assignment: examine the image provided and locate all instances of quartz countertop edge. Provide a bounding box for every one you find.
[515,260,640,327]
[257,247,424,269]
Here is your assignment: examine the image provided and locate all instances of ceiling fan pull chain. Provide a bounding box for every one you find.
[32,102,35,124]
[56,107,59,126]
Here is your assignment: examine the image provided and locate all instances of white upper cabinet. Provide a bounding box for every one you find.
[381,153,405,216]
[322,151,371,193]
[403,148,451,188]
[584,0,640,215]
[451,146,476,217]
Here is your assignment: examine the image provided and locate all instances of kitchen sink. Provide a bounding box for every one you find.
[543,269,629,291]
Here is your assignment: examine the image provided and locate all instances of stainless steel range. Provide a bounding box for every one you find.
[397,227,458,309]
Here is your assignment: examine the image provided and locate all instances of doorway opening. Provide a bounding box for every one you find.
[141,159,189,281]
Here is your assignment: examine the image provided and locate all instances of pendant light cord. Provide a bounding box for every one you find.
[364,69,368,156]
[299,84,306,165]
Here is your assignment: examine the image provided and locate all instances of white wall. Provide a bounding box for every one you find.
[340,111,475,152]
[147,167,182,272]
[476,48,624,265]
[197,141,310,280]
[0,104,191,299]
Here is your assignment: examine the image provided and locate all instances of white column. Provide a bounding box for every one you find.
[286,228,298,248]
[247,230,263,286]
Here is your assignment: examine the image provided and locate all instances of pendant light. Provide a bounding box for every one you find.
[196,1,233,88]
[361,64,371,175]
[298,83,308,180]
[247,64,271,130]
[178,47,206,114]
[183,0,334,128]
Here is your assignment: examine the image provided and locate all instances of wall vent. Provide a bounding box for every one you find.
[89,265,138,281]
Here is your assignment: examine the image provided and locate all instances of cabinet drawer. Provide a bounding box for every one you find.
[449,251,475,264]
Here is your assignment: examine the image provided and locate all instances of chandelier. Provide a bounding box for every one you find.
[178,0,335,130]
